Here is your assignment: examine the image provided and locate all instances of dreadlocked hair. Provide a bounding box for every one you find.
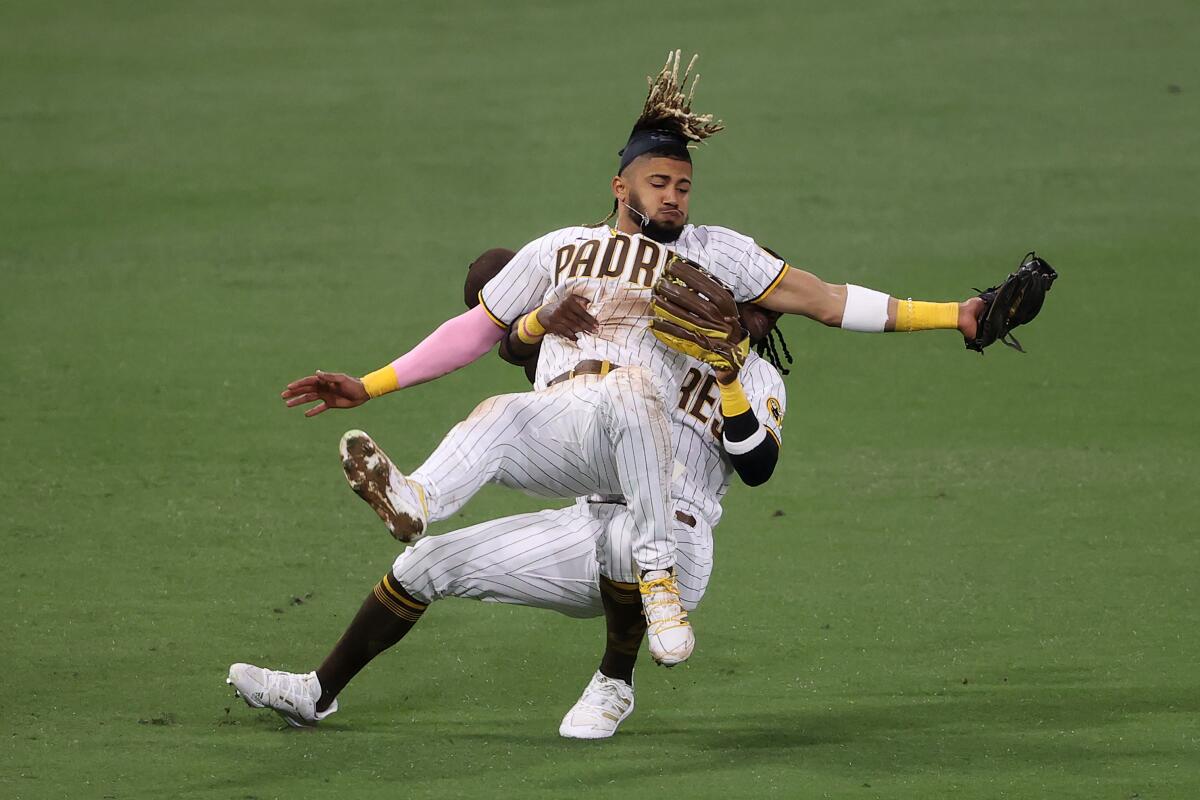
[633,50,725,142]
[754,326,793,376]
[588,50,724,228]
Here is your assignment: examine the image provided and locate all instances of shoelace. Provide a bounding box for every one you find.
[263,671,313,709]
[640,574,688,625]
[583,677,629,710]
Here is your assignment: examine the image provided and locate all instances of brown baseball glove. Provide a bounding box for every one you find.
[649,255,748,371]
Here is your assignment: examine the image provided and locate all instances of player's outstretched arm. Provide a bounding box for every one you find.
[758,267,985,340]
[280,304,508,417]
[281,371,370,417]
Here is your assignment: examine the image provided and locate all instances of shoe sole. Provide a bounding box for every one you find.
[558,696,635,740]
[339,430,425,543]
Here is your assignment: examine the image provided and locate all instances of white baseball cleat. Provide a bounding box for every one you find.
[339,429,428,543]
[226,663,338,728]
[558,671,635,739]
[639,569,694,666]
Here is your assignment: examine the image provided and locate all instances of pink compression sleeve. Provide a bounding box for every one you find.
[388,304,508,389]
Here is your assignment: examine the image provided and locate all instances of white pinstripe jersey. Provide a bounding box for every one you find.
[669,352,787,528]
[478,224,790,392]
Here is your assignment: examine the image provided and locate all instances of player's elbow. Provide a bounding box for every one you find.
[735,460,776,487]
[785,290,841,327]
[817,305,843,327]
[727,439,779,486]
[763,270,844,326]
[814,286,846,327]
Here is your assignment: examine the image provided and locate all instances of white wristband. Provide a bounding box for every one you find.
[723,425,768,455]
[841,284,890,332]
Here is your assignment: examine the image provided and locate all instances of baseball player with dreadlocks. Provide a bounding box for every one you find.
[228,250,790,737]
[256,50,1052,722]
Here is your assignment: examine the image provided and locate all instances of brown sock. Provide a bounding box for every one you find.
[314,571,427,711]
[598,575,646,686]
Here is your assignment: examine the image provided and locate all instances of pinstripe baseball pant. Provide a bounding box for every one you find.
[409,367,675,572]
[391,502,714,616]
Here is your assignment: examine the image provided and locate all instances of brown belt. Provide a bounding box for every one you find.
[584,497,697,529]
[546,359,620,387]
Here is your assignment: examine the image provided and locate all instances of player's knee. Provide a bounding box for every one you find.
[466,391,534,427]
[391,544,437,604]
[466,394,503,421]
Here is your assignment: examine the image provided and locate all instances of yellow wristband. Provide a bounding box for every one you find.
[361,365,399,398]
[895,299,960,332]
[718,377,751,417]
[516,307,547,344]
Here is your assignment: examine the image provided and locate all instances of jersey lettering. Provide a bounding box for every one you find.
[597,233,631,278]
[677,368,704,411]
[677,367,721,439]
[688,374,720,424]
[677,366,781,445]
[554,244,577,282]
[573,239,600,278]
[629,238,662,287]
[552,233,667,288]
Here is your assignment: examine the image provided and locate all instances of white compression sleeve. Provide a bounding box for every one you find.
[841,284,890,332]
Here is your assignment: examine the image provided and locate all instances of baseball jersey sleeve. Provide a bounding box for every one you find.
[477,233,555,327]
[702,226,791,304]
[741,357,788,446]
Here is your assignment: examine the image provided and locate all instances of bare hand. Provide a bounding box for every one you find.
[281,370,369,417]
[715,367,740,385]
[958,297,986,341]
[537,295,598,339]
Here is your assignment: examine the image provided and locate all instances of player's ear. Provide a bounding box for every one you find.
[611,174,627,202]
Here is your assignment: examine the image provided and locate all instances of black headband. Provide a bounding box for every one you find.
[618,129,691,173]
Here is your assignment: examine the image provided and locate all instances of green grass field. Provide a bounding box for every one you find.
[3,1,1199,797]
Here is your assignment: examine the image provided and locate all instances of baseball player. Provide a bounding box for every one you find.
[277,50,1050,680]
[229,256,789,737]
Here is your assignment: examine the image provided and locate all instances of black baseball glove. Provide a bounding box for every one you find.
[966,252,1058,353]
